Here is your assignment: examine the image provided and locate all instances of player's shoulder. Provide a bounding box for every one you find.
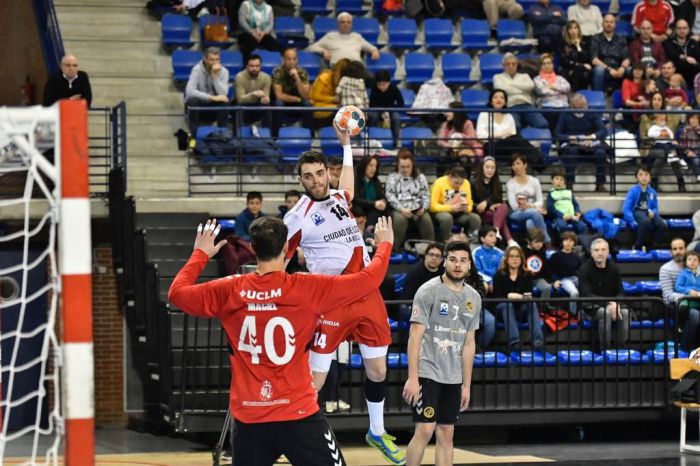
[416,276,441,297]
[329,189,351,205]
[285,195,312,220]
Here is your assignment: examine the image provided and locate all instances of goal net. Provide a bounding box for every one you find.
[0,101,94,466]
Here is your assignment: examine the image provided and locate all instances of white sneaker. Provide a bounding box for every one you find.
[325,401,338,413]
[696,175,700,183]
[337,399,351,411]
[495,227,503,241]
[680,159,689,169]
[507,239,520,248]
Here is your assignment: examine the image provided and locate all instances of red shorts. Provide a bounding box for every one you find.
[311,289,391,354]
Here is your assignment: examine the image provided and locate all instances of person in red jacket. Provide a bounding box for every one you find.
[168,216,394,466]
[632,0,674,42]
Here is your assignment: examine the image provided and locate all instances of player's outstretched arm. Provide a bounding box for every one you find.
[335,121,355,201]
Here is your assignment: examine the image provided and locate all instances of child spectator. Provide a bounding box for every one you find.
[547,167,586,234]
[368,69,404,147]
[336,60,368,108]
[549,231,583,315]
[647,112,686,191]
[678,112,700,182]
[473,225,505,294]
[623,166,668,251]
[675,250,700,312]
[664,73,691,112]
[523,228,555,302]
[429,166,482,243]
[278,189,300,218]
[235,191,266,241]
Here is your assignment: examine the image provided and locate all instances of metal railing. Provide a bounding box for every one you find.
[33,0,64,75]
[89,101,127,197]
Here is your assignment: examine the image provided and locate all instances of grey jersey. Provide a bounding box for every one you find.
[411,276,481,384]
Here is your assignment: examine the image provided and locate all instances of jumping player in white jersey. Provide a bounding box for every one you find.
[283,125,405,465]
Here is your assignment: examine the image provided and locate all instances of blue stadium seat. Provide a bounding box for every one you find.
[578,90,605,110]
[616,249,653,262]
[404,252,419,264]
[354,17,381,46]
[461,19,490,50]
[172,50,201,82]
[387,18,418,49]
[336,0,365,14]
[521,127,552,158]
[615,20,634,39]
[365,53,397,78]
[460,89,489,121]
[424,18,456,50]
[509,351,557,366]
[238,126,273,162]
[639,280,661,294]
[652,249,672,262]
[622,281,641,295]
[319,126,343,156]
[252,49,282,76]
[301,0,331,14]
[405,53,435,85]
[387,353,400,368]
[218,218,237,231]
[645,348,689,364]
[196,125,220,142]
[278,127,312,162]
[400,126,434,150]
[350,353,363,368]
[401,88,415,107]
[162,14,194,48]
[274,17,308,49]
[297,51,321,81]
[390,253,404,264]
[220,50,243,76]
[474,352,510,368]
[497,19,527,41]
[603,349,643,365]
[400,353,409,368]
[557,350,604,366]
[441,53,473,86]
[611,90,623,108]
[630,320,654,329]
[312,16,336,40]
[668,218,694,229]
[368,127,395,149]
[388,318,399,331]
[196,126,234,163]
[199,15,233,48]
[479,53,504,85]
[618,0,637,15]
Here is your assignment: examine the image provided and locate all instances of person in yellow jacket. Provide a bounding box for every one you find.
[310,58,351,124]
[430,166,482,243]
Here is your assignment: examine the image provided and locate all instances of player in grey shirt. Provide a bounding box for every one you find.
[402,242,481,466]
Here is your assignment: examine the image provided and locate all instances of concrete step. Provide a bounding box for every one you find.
[55,0,143,7]
[60,22,161,39]
[78,56,173,76]
[65,39,168,58]
[129,137,180,154]
[57,7,149,24]
[127,179,189,197]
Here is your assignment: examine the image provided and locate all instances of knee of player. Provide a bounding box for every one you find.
[435,424,455,445]
[365,363,387,381]
[414,422,436,442]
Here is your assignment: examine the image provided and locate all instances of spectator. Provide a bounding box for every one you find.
[567,0,603,37]
[327,156,342,189]
[474,225,505,292]
[555,92,609,191]
[547,167,587,234]
[645,112,686,191]
[528,0,567,53]
[622,64,651,114]
[237,0,282,62]
[560,20,593,91]
[676,0,700,40]
[354,155,388,227]
[476,89,543,167]
[578,237,630,349]
[505,153,552,246]
[660,238,699,352]
[271,47,313,136]
[173,0,222,17]
[664,73,692,111]
[278,189,300,218]
[402,243,444,300]
[310,59,349,125]
[629,20,666,79]
[483,0,525,37]
[307,12,380,67]
[549,231,583,316]
[461,247,496,351]
[385,149,435,251]
[622,165,668,250]
[438,102,483,176]
[656,60,685,96]
[185,47,230,132]
[591,14,631,92]
[430,166,482,243]
[234,54,272,127]
[523,228,556,303]
[471,157,517,247]
[664,19,700,87]
[639,92,681,157]
[632,0,674,41]
[43,54,92,107]
[690,210,700,251]
[533,53,572,130]
[678,112,700,181]
[493,53,549,130]
[234,191,266,241]
[493,245,544,351]
[675,251,700,349]
[336,60,369,108]
[368,70,404,148]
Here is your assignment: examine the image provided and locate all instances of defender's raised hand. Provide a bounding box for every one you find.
[194,218,227,259]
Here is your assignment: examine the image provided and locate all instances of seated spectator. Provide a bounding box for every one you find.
[43,54,92,107]
[578,238,630,350]
[664,20,700,87]
[234,191,266,241]
[555,93,609,191]
[660,238,699,352]
[185,47,230,131]
[547,167,587,234]
[430,166,482,243]
[506,154,552,246]
[677,0,700,40]
[691,210,700,251]
[639,92,681,156]
[385,149,435,251]
[310,59,349,126]
[438,102,483,176]
[476,89,543,167]
[622,165,667,250]
[656,60,685,98]
[632,0,674,42]
[483,0,524,37]
[493,53,549,130]
[559,20,593,92]
[678,112,700,181]
[675,251,700,343]
[237,0,282,62]
[591,14,631,92]
[630,20,666,79]
[354,155,387,227]
[646,112,686,191]
[368,70,404,148]
[524,228,556,302]
[327,156,342,189]
[278,189,300,218]
[550,231,583,316]
[336,60,368,108]
[271,47,313,136]
[461,246,496,351]
[664,73,692,111]
[474,225,505,292]
[622,64,651,114]
[567,0,603,37]
[402,243,444,300]
[234,54,272,127]
[472,157,517,247]
[493,245,544,351]
[528,0,567,53]
[533,53,571,130]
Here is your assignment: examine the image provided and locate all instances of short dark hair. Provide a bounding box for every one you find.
[326,156,342,167]
[560,231,578,243]
[249,217,288,261]
[425,242,444,256]
[511,153,528,166]
[527,228,545,243]
[445,241,470,257]
[246,191,263,202]
[247,54,262,65]
[635,165,651,177]
[351,204,366,218]
[479,224,497,241]
[396,148,418,178]
[296,150,327,176]
[551,166,566,179]
[284,189,301,200]
[447,166,467,179]
[686,250,700,261]
[375,69,391,83]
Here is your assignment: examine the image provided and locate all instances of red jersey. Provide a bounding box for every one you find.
[632,0,673,36]
[168,243,391,424]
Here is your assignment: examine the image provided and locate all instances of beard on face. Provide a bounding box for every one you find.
[445,268,468,282]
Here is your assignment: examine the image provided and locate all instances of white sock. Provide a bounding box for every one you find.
[367,400,385,436]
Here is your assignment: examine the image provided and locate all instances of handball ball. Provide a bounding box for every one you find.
[334,105,366,136]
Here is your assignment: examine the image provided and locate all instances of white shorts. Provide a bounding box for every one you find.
[309,343,388,373]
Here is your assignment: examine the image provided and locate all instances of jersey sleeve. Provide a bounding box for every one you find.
[410,284,432,326]
[168,249,235,319]
[466,292,482,332]
[283,208,303,261]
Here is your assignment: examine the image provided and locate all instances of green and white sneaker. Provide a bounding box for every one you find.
[365,430,405,465]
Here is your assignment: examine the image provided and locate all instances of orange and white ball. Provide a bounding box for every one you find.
[334,105,366,136]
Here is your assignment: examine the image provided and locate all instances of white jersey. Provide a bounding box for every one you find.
[284,189,370,276]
